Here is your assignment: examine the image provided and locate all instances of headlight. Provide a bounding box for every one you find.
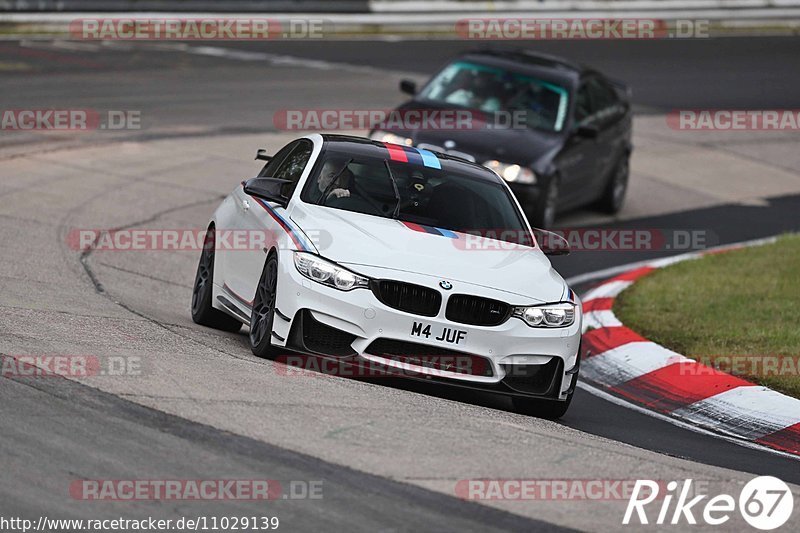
[370,130,413,146]
[483,160,537,184]
[294,252,370,291]
[512,303,575,328]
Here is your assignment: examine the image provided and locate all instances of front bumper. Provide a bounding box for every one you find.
[271,255,581,400]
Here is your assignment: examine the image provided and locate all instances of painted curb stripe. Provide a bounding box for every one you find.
[609,265,657,283]
[757,423,800,454]
[582,342,690,388]
[672,386,800,440]
[583,279,633,301]
[580,237,800,456]
[582,310,622,331]
[582,326,648,357]
[609,361,752,413]
[582,297,614,312]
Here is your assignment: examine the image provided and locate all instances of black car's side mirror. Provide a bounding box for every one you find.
[399,79,417,96]
[533,228,570,256]
[574,124,599,139]
[255,149,272,161]
[243,177,292,207]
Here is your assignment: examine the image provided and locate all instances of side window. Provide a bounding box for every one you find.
[587,78,621,124]
[258,141,297,178]
[575,84,593,124]
[272,140,314,198]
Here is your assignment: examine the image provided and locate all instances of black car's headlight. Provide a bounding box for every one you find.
[512,303,575,328]
[294,252,370,291]
[370,130,413,146]
[483,160,537,184]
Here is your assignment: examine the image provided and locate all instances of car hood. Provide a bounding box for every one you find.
[388,100,563,167]
[291,203,566,303]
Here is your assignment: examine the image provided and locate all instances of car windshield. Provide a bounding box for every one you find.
[301,146,532,245]
[417,61,569,132]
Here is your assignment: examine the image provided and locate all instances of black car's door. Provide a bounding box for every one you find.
[556,81,602,209]
[585,76,630,199]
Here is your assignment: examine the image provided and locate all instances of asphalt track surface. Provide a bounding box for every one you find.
[1,37,800,530]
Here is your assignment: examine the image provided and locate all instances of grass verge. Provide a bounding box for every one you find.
[615,234,800,398]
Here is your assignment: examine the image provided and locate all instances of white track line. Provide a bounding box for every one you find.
[577,381,800,461]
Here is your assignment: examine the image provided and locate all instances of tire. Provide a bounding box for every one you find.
[191,227,242,332]
[530,175,559,229]
[512,392,573,420]
[597,154,629,214]
[249,253,280,359]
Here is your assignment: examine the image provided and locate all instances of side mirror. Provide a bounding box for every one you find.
[533,228,570,256]
[255,149,272,161]
[399,79,417,96]
[243,177,292,207]
[574,124,599,139]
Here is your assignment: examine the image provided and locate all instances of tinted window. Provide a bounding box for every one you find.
[575,84,592,124]
[258,141,297,178]
[301,146,530,244]
[418,61,570,132]
[273,140,313,198]
[588,78,619,114]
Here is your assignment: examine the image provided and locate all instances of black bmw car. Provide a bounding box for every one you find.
[369,49,632,228]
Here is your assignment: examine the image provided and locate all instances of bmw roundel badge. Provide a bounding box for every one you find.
[439,280,453,290]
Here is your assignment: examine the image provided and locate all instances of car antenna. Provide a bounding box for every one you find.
[383,160,402,219]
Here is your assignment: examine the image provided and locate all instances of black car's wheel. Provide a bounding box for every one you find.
[512,392,573,420]
[531,175,559,229]
[191,227,242,332]
[249,254,280,359]
[597,154,629,214]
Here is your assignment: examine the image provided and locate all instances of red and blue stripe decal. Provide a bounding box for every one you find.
[383,143,442,170]
[401,221,459,239]
[242,184,313,252]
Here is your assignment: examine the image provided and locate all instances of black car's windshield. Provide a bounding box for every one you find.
[301,146,531,245]
[417,61,569,132]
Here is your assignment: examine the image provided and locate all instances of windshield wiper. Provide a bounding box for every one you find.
[383,160,402,219]
[318,158,353,205]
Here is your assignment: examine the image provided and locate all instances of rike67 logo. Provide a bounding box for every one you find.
[624,476,794,529]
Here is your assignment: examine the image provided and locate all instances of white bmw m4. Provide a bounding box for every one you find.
[192,134,581,418]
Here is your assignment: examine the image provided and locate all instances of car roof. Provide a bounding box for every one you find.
[454,49,589,89]
[319,134,503,183]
